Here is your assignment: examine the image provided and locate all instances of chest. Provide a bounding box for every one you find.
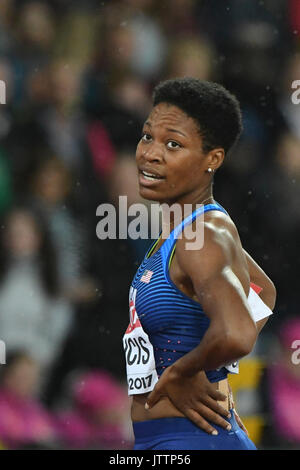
[147,239,199,304]
[131,245,204,335]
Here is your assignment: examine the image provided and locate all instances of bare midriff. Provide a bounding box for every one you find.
[131,377,231,422]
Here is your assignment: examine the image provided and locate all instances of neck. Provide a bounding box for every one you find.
[160,185,214,236]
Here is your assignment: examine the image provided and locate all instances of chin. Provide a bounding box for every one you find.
[138,186,163,202]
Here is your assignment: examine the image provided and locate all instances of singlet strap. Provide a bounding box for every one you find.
[145,233,162,259]
[160,202,228,270]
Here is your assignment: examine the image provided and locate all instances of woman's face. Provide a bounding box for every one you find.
[5,212,41,257]
[3,357,40,399]
[34,163,70,204]
[136,102,211,205]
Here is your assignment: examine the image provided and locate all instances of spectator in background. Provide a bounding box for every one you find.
[30,59,104,220]
[16,1,56,53]
[196,0,290,169]
[56,369,132,449]
[163,35,218,81]
[253,132,300,322]
[157,0,200,38]
[100,71,151,154]
[0,207,72,378]
[10,1,56,108]
[34,153,135,407]
[85,70,151,181]
[260,318,300,449]
[0,0,15,56]
[39,60,85,174]
[0,351,58,449]
[83,0,166,121]
[121,0,167,80]
[53,6,98,69]
[0,147,13,216]
[29,156,98,304]
[4,57,107,220]
[100,0,167,81]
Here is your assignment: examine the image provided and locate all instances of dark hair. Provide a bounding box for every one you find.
[152,77,243,154]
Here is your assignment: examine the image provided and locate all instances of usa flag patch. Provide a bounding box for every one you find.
[141,270,153,284]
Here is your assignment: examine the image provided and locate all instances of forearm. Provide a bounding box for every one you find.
[171,238,260,379]
[173,274,258,377]
[171,323,255,378]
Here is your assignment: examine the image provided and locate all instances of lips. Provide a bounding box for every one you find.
[139,168,164,179]
[141,171,163,181]
[138,168,165,186]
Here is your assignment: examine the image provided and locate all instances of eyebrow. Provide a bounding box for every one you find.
[144,121,187,138]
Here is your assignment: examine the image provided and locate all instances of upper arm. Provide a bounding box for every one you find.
[176,223,257,345]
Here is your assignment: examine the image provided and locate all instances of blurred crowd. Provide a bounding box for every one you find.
[0,0,299,449]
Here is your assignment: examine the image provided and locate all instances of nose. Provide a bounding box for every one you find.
[141,142,164,163]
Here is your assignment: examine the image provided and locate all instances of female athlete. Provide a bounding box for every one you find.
[123,78,276,450]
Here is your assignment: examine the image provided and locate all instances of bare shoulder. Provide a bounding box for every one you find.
[203,208,240,244]
[177,208,241,258]
[175,208,245,280]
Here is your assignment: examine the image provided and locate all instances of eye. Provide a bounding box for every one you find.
[141,133,152,142]
[167,141,181,149]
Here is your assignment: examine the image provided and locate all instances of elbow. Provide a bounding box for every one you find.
[223,323,257,359]
[235,337,256,358]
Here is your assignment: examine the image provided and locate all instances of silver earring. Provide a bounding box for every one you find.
[207,168,213,173]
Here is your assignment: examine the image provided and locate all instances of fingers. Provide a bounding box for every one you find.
[185,404,232,434]
[185,408,219,435]
[204,396,231,418]
[233,409,249,436]
[145,385,163,410]
[209,388,227,402]
[196,403,232,431]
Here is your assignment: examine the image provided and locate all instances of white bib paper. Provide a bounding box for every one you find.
[247,285,273,322]
[224,285,273,374]
[123,288,158,395]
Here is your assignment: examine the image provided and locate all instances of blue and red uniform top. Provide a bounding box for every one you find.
[129,202,229,383]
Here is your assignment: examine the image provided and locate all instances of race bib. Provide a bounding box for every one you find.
[248,282,273,322]
[123,287,158,395]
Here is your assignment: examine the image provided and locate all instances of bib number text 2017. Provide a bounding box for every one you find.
[128,374,153,391]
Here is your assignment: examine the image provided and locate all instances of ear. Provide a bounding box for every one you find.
[206,148,225,172]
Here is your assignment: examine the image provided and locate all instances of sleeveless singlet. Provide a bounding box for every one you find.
[123,202,236,395]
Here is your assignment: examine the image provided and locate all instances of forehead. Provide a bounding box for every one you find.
[146,102,200,136]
